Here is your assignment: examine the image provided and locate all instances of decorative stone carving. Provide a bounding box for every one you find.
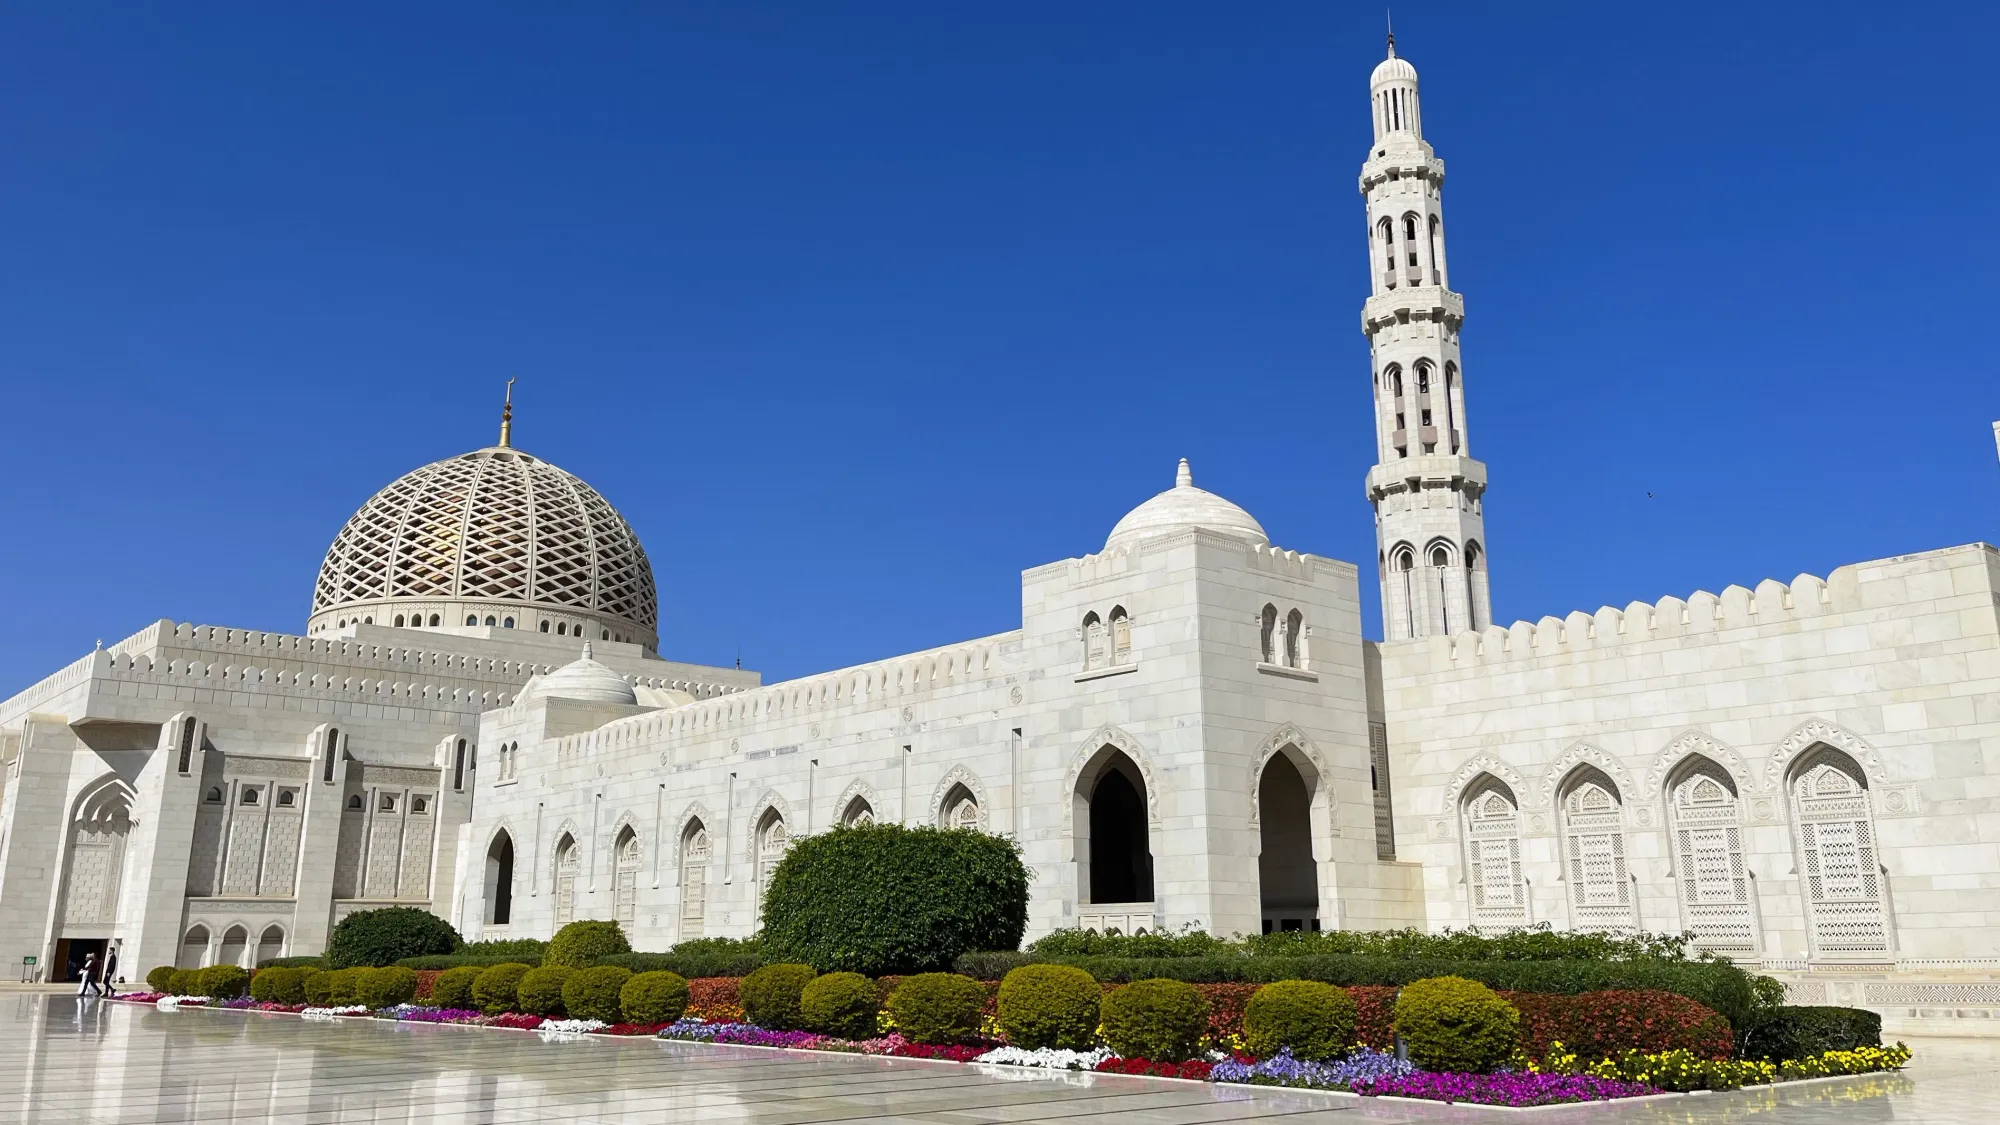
[1247,723,1328,826]
[1065,723,1161,829]
[1769,719,1886,789]
[1647,731,1756,796]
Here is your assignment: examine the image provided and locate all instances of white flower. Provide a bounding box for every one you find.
[158,996,211,1008]
[973,1046,1116,1070]
[536,1018,609,1036]
[301,1005,370,1019]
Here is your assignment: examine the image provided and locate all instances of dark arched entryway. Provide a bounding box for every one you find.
[485,831,514,926]
[1257,752,1320,933]
[1084,752,1153,905]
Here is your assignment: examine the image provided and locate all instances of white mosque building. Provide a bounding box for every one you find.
[3,40,1998,1034]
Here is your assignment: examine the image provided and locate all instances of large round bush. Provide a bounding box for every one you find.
[325,907,460,969]
[472,963,534,1014]
[304,968,362,1007]
[887,973,988,1045]
[146,966,177,993]
[621,971,692,1025]
[1243,981,1358,1061]
[430,966,483,1010]
[1394,976,1520,1073]
[562,966,633,1023]
[167,969,202,997]
[997,964,1101,1050]
[741,963,817,1029]
[545,920,632,968]
[762,823,1028,975]
[249,966,309,1005]
[801,972,880,1039]
[196,964,250,1000]
[1099,979,1209,1062]
[516,966,574,1016]
[355,967,420,1009]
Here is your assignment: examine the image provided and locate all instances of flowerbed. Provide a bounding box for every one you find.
[1095,1057,1214,1080]
[1353,1071,1664,1107]
[1209,1047,1414,1089]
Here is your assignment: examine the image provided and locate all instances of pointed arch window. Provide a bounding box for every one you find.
[613,827,641,927]
[1559,769,1632,932]
[1789,747,1889,960]
[840,798,874,826]
[552,834,579,927]
[679,821,710,939]
[1668,760,1757,955]
[941,784,981,830]
[1109,607,1132,665]
[1284,609,1304,668]
[1461,778,1526,928]
[1259,604,1278,663]
[754,811,788,922]
[1081,612,1106,671]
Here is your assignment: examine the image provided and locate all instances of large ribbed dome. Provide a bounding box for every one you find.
[307,445,659,648]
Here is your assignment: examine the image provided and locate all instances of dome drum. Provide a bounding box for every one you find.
[309,446,659,652]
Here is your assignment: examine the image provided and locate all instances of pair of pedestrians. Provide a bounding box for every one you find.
[74,949,119,998]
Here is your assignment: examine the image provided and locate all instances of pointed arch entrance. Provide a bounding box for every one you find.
[1257,750,1320,933]
[484,830,515,926]
[1073,743,1155,931]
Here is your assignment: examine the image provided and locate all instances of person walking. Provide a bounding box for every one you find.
[75,952,103,998]
[102,944,120,999]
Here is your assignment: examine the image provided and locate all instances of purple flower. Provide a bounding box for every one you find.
[1210,1048,1414,1090]
[1352,1071,1661,1106]
[658,1020,829,1050]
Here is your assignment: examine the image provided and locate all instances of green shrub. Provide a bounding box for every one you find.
[196,964,250,999]
[354,966,420,1009]
[1394,976,1520,1073]
[620,971,692,1025]
[997,964,1102,1050]
[325,907,460,969]
[1242,980,1358,1061]
[561,966,633,1023]
[800,972,881,1039]
[395,954,543,971]
[249,966,308,1005]
[545,921,631,968]
[1738,1005,1882,1061]
[740,964,817,1030]
[762,823,1028,975]
[954,951,1034,980]
[472,963,535,1014]
[456,938,549,961]
[1247,925,1698,964]
[887,973,988,1045]
[1032,929,1235,959]
[256,955,328,970]
[430,966,483,1010]
[598,936,765,979]
[1099,978,1209,1062]
[516,966,574,1016]
[1013,952,1757,1030]
[146,966,177,993]
[304,968,362,1007]
[167,969,202,996]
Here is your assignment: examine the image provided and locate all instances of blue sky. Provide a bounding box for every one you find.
[2,3,1996,690]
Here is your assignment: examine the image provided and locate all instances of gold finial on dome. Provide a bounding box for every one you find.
[499,377,515,448]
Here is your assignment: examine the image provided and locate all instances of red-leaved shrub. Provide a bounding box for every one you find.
[688,977,744,1022]
[1350,986,1399,1049]
[414,970,443,1002]
[1502,989,1732,1060]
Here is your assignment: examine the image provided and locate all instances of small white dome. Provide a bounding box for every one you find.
[1371,53,1418,87]
[521,642,637,706]
[1105,460,1269,551]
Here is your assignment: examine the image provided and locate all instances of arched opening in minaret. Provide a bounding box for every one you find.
[1428,215,1444,286]
[1077,748,1153,905]
[484,830,514,926]
[1258,751,1320,933]
[1443,362,1459,453]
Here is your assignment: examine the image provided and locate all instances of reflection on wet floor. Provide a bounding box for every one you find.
[0,994,1984,1124]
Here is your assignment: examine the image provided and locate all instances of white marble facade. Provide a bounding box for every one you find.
[2,41,1998,1037]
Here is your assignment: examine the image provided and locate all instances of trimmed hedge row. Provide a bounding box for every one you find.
[971,952,1759,1030]
[1738,1005,1882,1061]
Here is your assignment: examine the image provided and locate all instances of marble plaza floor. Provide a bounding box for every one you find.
[1,994,1989,1124]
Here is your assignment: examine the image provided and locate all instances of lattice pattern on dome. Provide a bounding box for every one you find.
[311,447,658,631]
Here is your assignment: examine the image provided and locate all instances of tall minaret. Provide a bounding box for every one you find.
[1360,33,1492,640]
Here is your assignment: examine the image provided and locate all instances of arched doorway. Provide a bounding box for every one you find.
[54,782,132,981]
[257,926,285,965]
[1078,749,1153,915]
[485,831,515,926]
[1257,752,1319,933]
[219,925,249,968]
[177,925,210,971]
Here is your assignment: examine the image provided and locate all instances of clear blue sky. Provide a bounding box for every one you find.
[2,3,1996,690]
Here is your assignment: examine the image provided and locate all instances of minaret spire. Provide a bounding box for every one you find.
[1386,10,1396,57]
[498,378,515,448]
[1359,39,1493,640]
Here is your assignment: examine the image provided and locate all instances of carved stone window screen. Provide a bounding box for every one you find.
[1791,750,1888,959]
[1463,783,1526,928]
[1670,761,1756,954]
